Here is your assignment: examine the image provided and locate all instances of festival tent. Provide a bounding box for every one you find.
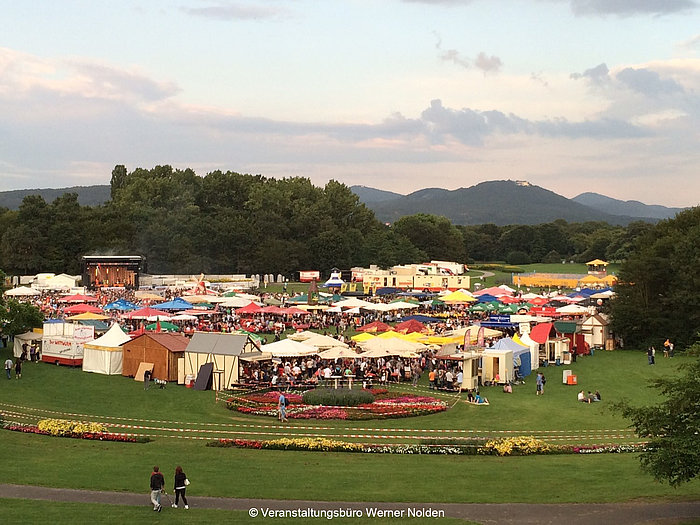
[184,333,262,390]
[394,319,425,334]
[555,304,588,315]
[286,330,317,342]
[4,286,40,297]
[261,338,319,358]
[281,306,309,315]
[152,298,194,311]
[146,321,179,332]
[317,346,359,360]
[63,303,104,314]
[125,307,172,320]
[332,297,374,309]
[323,271,345,288]
[514,332,539,372]
[65,312,111,321]
[300,333,349,350]
[451,325,503,343]
[362,302,394,312]
[357,321,392,333]
[400,314,443,323]
[441,290,477,303]
[122,333,189,381]
[12,331,43,358]
[236,302,263,314]
[170,314,199,322]
[104,299,138,311]
[351,332,376,342]
[82,323,131,375]
[220,296,254,308]
[385,301,420,310]
[359,336,425,356]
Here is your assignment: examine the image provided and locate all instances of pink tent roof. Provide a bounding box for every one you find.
[63,303,103,314]
[59,294,98,303]
[357,321,392,333]
[261,305,285,315]
[394,319,425,334]
[529,323,554,344]
[237,302,263,314]
[281,307,309,315]
[124,307,172,320]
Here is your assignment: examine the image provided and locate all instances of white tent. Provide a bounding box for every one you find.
[262,338,319,358]
[300,333,349,350]
[13,331,43,358]
[4,286,40,297]
[82,324,131,375]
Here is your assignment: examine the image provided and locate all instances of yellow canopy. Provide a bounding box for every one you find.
[66,312,111,321]
[441,290,477,303]
[351,332,376,342]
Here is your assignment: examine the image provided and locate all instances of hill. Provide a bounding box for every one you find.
[0,185,111,210]
[572,192,686,220]
[349,185,403,203]
[359,180,644,226]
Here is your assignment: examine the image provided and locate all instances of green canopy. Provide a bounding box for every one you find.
[146,321,179,332]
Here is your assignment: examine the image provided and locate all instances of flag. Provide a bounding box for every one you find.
[477,326,485,347]
[156,318,162,332]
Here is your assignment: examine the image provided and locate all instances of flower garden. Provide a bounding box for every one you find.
[225,388,449,420]
[3,418,151,443]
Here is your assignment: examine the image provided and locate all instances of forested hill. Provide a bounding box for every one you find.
[353,181,649,226]
[0,185,111,210]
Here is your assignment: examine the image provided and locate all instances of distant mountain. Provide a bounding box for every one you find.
[0,185,111,210]
[350,185,402,203]
[354,180,647,226]
[572,192,685,221]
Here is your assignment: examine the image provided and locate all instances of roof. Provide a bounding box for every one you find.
[586,259,608,266]
[186,333,255,356]
[128,333,189,352]
[554,321,579,334]
[582,314,609,326]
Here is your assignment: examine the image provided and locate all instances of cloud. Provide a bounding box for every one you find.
[434,34,502,73]
[570,63,610,83]
[616,67,684,96]
[181,2,287,21]
[404,0,698,16]
[569,0,697,17]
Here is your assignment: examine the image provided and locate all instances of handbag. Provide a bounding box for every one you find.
[185,478,190,486]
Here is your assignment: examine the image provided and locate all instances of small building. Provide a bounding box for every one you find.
[580,314,611,349]
[481,348,514,384]
[184,333,262,390]
[122,333,188,381]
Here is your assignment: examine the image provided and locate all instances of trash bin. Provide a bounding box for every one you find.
[555,358,561,366]
[185,374,195,388]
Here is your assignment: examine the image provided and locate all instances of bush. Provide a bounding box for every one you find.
[506,251,531,265]
[302,388,374,407]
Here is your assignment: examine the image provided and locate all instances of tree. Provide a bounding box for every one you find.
[613,356,700,486]
[0,298,44,338]
[611,207,700,349]
[110,164,128,200]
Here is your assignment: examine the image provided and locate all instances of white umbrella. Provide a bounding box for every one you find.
[171,314,198,321]
[317,346,359,359]
[262,339,319,358]
[301,333,349,349]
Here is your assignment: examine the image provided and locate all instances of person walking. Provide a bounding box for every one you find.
[150,466,165,512]
[172,466,189,509]
[15,358,22,379]
[5,357,13,379]
[536,372,543,396]
[278,392,288,423]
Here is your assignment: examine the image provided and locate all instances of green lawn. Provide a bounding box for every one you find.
[1,345,699,505]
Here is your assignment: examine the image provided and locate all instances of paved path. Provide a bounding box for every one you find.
[2,484,699,524]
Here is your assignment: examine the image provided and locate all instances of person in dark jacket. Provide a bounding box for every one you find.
[172,465,189,509]
[150,466,165,511]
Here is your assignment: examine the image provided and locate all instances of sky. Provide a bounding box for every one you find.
[1,0,699,207]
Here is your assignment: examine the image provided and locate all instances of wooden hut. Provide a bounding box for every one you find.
[184,333,261,390]
[122,333,189,381]
[580,314,611,349]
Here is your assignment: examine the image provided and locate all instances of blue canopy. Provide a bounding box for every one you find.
[477,293,499,303]
[401,314,443,323]
[152,297,194,311]
[489,337,531,376]
[104,299,138,311]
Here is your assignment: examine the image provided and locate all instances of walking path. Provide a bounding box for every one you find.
[2,484,698,524]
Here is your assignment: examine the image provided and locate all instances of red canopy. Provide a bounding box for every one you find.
[528,297,550,306]
[124,307,172,320]
[63,303,103,314]
[261,305,284,315]
[394,319,425,334]
[357,321,391,333]
[281,307,309,315]
[237,302,263,314]
[529,322,554,344]
[59,294,98,303]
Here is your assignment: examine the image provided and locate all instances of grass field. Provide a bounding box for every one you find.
[1,342,699,507]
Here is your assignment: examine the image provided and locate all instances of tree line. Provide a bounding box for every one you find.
[0,165,659,278]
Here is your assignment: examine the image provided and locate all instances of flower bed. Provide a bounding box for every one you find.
[3,422,151,443]
[226,388,448,420]
[208,436,647,456]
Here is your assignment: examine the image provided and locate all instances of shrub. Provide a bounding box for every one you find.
[37,418,107,437]
[302,388,374,407]
[479,436,552,456]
